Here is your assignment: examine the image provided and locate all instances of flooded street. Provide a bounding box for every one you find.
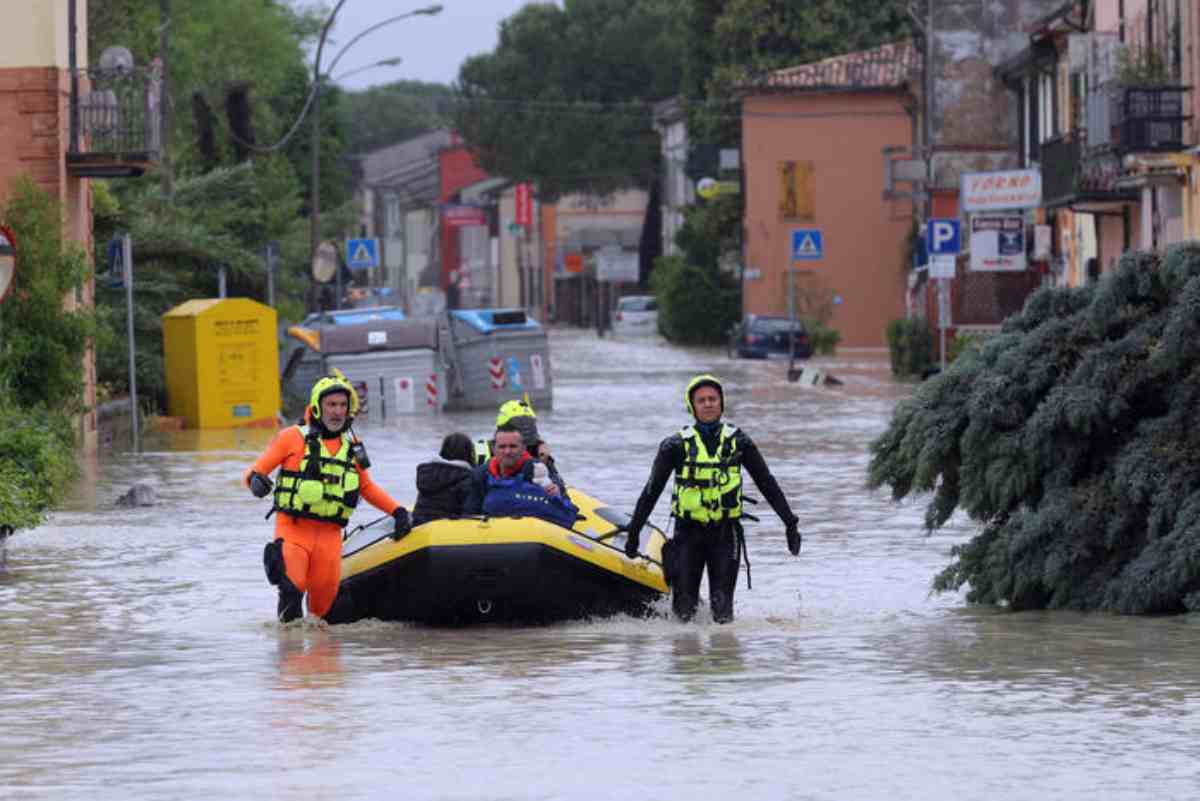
[3,329,1199,800]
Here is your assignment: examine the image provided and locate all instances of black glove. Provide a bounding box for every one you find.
[624,527,640,559]
[785,521,802,556]
[249,472,274,499]
[391,507,412,541]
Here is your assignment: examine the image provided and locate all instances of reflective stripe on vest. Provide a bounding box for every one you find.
[671,423,742,524]
[272,425,361,526]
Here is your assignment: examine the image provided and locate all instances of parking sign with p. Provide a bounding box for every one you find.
[927,218,961,255]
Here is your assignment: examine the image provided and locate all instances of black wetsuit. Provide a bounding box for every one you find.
[627,423,798,623]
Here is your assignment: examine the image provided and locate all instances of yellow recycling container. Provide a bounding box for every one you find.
[162,298,281,429]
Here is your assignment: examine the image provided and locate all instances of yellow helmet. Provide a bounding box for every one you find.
[496,397,536,428]
[684,373,724,417]
[308,375,359,421]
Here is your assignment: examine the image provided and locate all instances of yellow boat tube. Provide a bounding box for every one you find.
[325,488,668,625]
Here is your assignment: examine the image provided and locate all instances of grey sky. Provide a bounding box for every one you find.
[321,1,558,90]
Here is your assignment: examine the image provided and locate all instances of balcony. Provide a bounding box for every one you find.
[66,65,162,178]
[1108,85,1189,153]
[1040,134,1138,211]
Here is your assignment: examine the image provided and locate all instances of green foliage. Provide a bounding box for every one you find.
[885,317,933,377]
[948,331,986,364]
[455,0,686,198]
[90,0,326,167]
[94,161,314,403]
[0,181,88,530]
[339,80,455,155]
[868,245,1200,613]
[651,254,740,345]
[651,196,742,343]
[1115,42,1172,86]
[0,179,93,412]
[805,319,840,355]
[0,401,79,530]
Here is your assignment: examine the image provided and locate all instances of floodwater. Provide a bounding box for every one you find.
[3,329,1199,800]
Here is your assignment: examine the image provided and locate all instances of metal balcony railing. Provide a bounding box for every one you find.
[1111,85,1189,152]
[67,65,162,177]
[1040,134,1136,209]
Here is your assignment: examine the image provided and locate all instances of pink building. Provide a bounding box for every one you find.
[741,42,919,348]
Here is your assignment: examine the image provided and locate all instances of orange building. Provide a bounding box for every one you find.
[741,42,920,348]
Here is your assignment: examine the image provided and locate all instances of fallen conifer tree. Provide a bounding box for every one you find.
[868,244,1200,613]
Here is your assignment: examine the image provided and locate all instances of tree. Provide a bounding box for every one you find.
[0,180,94,530]
[86,1,348,403]
[338,80,455,155]
[454,0,687,199]
[652,195,740,344]
[867,245,1200,614]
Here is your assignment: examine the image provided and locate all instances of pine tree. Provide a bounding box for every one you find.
[868,244,1200,613]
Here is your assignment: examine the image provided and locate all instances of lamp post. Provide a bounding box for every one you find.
[309,3,443,311]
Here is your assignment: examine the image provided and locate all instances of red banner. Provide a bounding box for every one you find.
[515,183,533,227]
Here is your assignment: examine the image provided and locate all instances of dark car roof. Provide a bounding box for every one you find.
[747,315,806,328]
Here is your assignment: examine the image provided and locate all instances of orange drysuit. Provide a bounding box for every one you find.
[250,426,400,618]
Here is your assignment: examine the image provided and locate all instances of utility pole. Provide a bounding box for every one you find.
[159,0,173,197]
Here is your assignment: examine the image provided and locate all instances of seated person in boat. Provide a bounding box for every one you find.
[463,423,577,527]
[411,432,475,525]
[474,398,557,471]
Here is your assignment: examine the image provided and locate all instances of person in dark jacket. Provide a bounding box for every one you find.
[412,432,475,525]
[624,373,801,623]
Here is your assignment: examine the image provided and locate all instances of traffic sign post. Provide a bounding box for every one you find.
[346,238,379,271]
[790,229,823,262]
[927,218,961,256]
[926,219,960,373]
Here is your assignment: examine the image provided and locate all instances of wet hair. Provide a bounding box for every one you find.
[439,432,474,463]
[494,421,521,437]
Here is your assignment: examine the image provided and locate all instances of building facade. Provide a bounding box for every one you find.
[741,42,920,348]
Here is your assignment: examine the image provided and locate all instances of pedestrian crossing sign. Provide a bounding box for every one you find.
[346,237,379,271]
[791,229,823,261]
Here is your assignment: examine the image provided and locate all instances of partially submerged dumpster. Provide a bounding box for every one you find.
[162,298,281,428]
[281,308,552,416]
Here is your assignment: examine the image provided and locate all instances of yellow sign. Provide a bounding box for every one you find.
[697,178,740,200]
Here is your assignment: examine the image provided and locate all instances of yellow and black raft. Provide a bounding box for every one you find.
[325,489,668,625]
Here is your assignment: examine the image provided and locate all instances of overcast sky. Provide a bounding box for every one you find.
[319,0,558,90]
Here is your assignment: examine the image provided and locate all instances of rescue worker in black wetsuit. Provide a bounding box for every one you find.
[624,374,802,623]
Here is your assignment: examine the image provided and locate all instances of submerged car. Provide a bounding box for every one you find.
[728,315,813,359]
[611,294,659,336]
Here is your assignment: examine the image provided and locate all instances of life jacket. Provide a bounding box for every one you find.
[272,425,361,526]
[482,455,579,529]
[671,423,742,525]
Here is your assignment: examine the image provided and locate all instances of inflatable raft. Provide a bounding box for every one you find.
[324,489,668,625]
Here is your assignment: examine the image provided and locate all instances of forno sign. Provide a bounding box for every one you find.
[960,168,1042,212]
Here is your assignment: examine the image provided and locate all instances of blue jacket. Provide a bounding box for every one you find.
[462,459,575,527]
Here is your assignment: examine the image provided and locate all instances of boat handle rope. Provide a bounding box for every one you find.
[342,513,391,542]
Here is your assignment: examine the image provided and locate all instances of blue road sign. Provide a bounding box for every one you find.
[346,238,379,271]
[927,219,961,255]
[791,229,823,261]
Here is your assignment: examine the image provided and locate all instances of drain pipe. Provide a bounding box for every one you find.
[68,0,79,153]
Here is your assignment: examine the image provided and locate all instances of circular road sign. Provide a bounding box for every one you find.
[312,240,338,283]
[0,226,16,303]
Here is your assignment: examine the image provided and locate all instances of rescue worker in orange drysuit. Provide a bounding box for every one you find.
[243,376,410,622]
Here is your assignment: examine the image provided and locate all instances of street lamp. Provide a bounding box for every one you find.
[333,56,404,85]
[309,3,443,311]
